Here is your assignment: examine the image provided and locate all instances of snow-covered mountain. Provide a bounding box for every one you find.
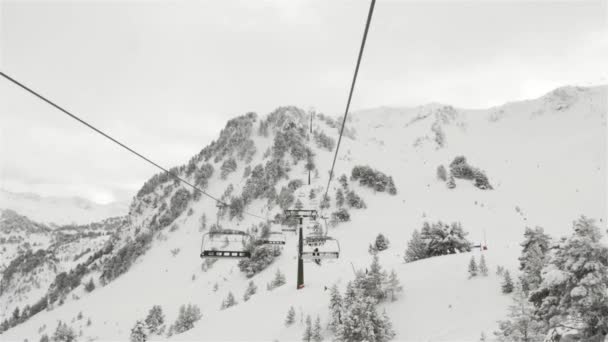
[0,85,606,341]
[0,209,126,325]
[0,189,129,226]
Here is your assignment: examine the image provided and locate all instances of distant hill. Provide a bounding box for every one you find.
[0,189,129,226]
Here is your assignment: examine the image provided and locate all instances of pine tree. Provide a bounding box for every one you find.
[272,269,286,288]
[52,321,76,342]
[494,285,544,342]
[468,256,478,278]
[519,243,545,292]
[328,284,343,333]
[40,334,49,342]
[285,306,296,326]
[479,255,489,276]
[363,254,388,302]
[530,216,608,339]
[221,292,237,309]
[420,221,471,256]
[336,189,345,207]
[303,315,312,342]
[502,270,514,294]
[404,229,428,262]
[385,270,402,301]
[243,281,258,302]
[172,304,201,334]
[519,227,551,292]
[312,315,323,342]
[84,278,95,292]
[374,233,390,251]
[130,320,148,342]
[336,293,395,342]
[144,305,164,334]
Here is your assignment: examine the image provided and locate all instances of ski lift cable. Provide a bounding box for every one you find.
[0,71,266,221]
[323,0,376,199]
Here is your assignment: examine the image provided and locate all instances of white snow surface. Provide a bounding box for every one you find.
[1,85,606,341]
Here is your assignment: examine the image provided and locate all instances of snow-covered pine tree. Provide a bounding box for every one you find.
[303,315,313,342]
[502,270,514,294]
[518,226,551,292]
[312,315,323,342]
[272,268,286,288]
[468,256,478,278]
[172,304,201,334]
[84,278,95,292]
[404,229,428,262]
[421,221,471,256]
[285,306,296,326]
[385,270,403,301]
[343,281,358,309]
[130,320,148,342]
[336,188,345,207]
[519,243,545,293]
[144,305,164,334]
[529,216,608,340]
[221,292,237,309]
[52,321,76,342]
[339,174,348,189]
[363,254,388,302]
[336,293,395,342]
[374,233,390,252]
[328,284,343,333]
[243,281,257,302]
[479,255,489,276]
[494,284,544,342]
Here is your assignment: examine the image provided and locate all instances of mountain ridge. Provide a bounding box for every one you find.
[0,85,605,341]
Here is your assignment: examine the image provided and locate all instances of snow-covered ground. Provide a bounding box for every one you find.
[1,85,606,341]
[0,189,129,226]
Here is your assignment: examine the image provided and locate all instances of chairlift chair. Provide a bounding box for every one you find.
[260,231,286,245]
[200,229,251,258]
[301,236,340,260]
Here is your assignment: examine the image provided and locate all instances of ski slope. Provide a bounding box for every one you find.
[1,85,606,342]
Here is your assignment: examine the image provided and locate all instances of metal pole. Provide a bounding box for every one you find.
[297,217,304,289]
[310,111,313,134]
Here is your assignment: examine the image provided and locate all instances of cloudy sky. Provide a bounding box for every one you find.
[0,0,606,204]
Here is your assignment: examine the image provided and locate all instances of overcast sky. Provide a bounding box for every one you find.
[0,0,606,204]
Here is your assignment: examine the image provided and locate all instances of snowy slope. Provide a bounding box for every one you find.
[1,85,606,342]
[0,189,129,226]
